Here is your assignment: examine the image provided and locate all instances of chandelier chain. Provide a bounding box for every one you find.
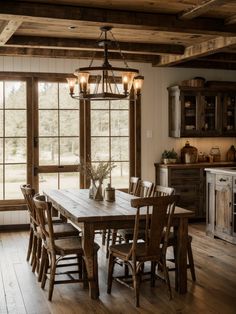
[88,31,104,68]
[109,30,129,68]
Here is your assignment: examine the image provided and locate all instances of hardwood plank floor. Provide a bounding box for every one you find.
[0,223,235,314]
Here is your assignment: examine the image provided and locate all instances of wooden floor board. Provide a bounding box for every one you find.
[0,224,236,313]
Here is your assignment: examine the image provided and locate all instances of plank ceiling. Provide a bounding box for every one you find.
[1,0,236,69]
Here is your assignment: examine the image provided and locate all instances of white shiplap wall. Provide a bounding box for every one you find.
[1,56,236,225]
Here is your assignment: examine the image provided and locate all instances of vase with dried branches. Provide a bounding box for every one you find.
[81,161,116,201]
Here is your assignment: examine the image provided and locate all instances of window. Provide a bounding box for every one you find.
[0,80,27,200]
[0,73,140,210]
[90,99,129,188]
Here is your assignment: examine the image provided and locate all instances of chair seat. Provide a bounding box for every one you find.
[110,242,157,261]
[53,237,100,255]
[118,228,145,241]
[37,222,79,238]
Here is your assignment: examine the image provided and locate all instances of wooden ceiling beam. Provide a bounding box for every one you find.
[6,35,185,55]
[0,1,236,36]
[179,0,232,20]
[225,14,236,25]
[157,37,236,66]
[200,52,236,63]
[0,46,160,63]
[175,60,236,70]
[0,20,22,45]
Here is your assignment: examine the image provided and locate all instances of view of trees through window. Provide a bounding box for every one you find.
[0,80,27,199]
[0,77,133,203]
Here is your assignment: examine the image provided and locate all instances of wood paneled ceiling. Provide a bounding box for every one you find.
[1,0,236,69]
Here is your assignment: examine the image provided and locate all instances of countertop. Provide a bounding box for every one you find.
[155,161,236,169]
[205,167,236,175]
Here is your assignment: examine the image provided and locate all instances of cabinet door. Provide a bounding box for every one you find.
[222,94,236,136]
[180,91,201,137]
[215,182,232,235]
[199,92,221,136]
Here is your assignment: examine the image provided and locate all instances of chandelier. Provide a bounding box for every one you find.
[66,26,144,101]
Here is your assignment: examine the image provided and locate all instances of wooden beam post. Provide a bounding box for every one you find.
[0,20,22,45]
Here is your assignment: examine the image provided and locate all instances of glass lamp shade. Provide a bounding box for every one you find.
[66,77,77,95]
[122,72,136,94]
[133,76,144,95]
[76,72,90,94]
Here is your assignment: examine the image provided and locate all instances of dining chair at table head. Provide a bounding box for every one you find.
[107,195,179,307]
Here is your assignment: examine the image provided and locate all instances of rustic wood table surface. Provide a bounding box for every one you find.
[44,189,194,299]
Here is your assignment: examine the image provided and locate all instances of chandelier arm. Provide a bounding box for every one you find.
[110,69,121,95]
[109,30,129,68]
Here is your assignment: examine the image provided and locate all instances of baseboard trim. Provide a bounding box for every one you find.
[0,224,29,232]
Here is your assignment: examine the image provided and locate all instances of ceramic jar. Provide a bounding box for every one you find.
[181,141,198,163]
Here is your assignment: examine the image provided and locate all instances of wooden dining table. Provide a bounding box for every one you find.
[44,188,194,299]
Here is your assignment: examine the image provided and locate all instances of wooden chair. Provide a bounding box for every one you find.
[33,194,100,301]
[128,177,140,195]
[138,180,154,197]
[107,195,179,307]
[21,184,80,279]
[152,185,196,281]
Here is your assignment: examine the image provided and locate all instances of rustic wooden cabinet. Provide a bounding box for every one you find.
[168,82,236,138]
[206,169,236,244]
[155,162,236,219]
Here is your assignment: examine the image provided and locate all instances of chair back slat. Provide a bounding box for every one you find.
[33,194,55,249]
[130,195,179,260]
[138,180,153,197]
[20,184,38,226]
[152,185,175,197]
[128,177,140,196]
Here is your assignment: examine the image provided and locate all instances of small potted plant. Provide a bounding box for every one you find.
[161,149,178,164]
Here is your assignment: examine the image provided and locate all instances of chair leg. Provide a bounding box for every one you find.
[36,237,42,274]
[107,254,115,294]
[150,261,156,287]
[78,255,83,280]
[82,259,89,289]
[26,227,33,262]
[30,233,37,267]
[133,271,141,307]
[102,230,106,246]
[41,252,49,289]
[187,240,196,281]
[106,229,111,259]
[162,258,172,300]
[124,237,129,277]
[38,246,47,282]
[48,254,56,301]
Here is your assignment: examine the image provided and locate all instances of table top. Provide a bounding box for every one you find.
[44,189,194,223]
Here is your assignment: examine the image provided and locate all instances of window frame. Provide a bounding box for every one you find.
[0,72,141,212]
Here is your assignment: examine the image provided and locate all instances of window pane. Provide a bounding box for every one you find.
[111,137,129,160]
[60,172,80,189]
[111,162,129,188]
[39,173,58,193]
[91,110,109,136]
[5,110,26,136]
[39,110,58,136]
[5,164,26,199]
[39,138,59,165]
[59,83,79,109]
[90,99,109,110]
[111,99,128,110]
[60,137,79,165]
[60,110,79,136]
[0,110,3,137]
[5,138,26,163]
[5,81,26,109]
[111,110,129,136]
[38,82,58,109]
[0,82,3,109]
[91,137,109,161]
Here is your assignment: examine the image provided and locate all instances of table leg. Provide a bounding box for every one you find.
[175,217,188,294]
[82,222,100,299]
